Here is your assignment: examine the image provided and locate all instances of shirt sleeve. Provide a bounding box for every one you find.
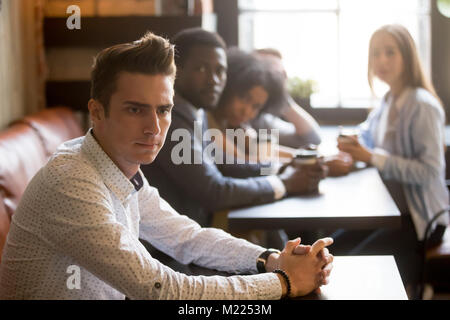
[265,176,287,200]
[138,181,268,271]
[370,148,390,171]
[41,162,281,300]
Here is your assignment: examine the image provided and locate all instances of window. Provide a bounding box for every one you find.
[437,0,450,18]
[239,0,431,109]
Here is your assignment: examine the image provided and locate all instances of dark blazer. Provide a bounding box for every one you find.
[141,94,275,227]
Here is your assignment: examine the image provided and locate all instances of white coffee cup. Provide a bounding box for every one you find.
[337,135,357,144]
[337,127,359,145]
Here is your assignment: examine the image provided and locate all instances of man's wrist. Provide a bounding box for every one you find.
[273,269,291,298]
[275,272,288,298]
[257,249,281,273]
[264,252,280,272]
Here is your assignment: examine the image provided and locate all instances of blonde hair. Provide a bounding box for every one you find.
[367,24,442,106]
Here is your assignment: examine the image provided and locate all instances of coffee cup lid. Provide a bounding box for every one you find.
[295,149,318,159]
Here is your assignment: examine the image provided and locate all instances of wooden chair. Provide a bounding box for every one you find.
[420,208,450,299]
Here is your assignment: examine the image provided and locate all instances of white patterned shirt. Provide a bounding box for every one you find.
[0,130,281,300]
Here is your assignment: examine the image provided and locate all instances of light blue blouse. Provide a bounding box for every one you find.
[359,87,449,240]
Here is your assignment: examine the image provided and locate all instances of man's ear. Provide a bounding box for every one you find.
[88,99,105,123]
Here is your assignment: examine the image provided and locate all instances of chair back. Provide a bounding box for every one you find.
[0,107,83,263]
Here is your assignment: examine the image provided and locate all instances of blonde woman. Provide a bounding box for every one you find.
[337,24,449,297]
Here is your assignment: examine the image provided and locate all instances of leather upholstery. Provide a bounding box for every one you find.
[0,107,83,263]
[18,107,84,157]
[0,123,48,218]
[0,194,9,263]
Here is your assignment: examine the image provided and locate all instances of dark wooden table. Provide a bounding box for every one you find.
[227,125,401,232]
[228,167,401,232]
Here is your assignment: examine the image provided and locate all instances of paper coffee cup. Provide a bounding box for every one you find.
[337,135,356,144]
[295,149,318,165]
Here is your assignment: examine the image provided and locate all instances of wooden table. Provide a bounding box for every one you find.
[228,125,401,232]
[228,167,401,232]
[143,243,407,300]
[301,255,408,300]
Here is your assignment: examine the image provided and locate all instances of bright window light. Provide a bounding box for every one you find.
[239,0,431,108]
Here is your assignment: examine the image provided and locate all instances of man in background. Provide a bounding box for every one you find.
[141,29,327,234]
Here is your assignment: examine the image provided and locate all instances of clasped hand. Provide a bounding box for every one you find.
[268,237,334,298]
[278,159,328,195]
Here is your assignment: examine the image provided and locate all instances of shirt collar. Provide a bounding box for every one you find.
[174,93,205,122]
[81,129,140,203]
[130,171,144,191]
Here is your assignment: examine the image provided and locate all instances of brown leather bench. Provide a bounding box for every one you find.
[0,106,84,263]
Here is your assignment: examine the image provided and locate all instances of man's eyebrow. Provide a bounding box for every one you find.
[123,101,151,108]
[123,101,174,109]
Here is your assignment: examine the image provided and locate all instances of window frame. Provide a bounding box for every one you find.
[214,0,440,125]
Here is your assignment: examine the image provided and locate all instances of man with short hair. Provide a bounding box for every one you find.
[0,31,333,300]
[141,28,327,228]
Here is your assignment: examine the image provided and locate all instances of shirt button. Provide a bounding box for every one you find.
[154,282,161,289]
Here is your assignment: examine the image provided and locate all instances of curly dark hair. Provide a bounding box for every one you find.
[218,47,286,113]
